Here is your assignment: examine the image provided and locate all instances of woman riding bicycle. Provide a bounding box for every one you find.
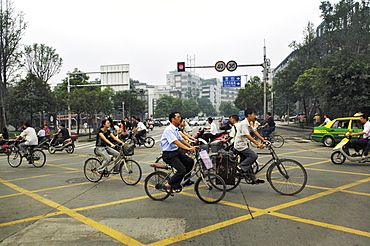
[96,119,125,175]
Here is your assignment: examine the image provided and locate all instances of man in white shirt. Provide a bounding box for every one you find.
[17,122,38,162]
[350,114,370,157]
[135,118,147,146]
[221,115,239,147]
[234,108,267,183]
[202,117,218,143]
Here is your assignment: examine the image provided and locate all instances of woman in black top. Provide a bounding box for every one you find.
[96,119,124,174]
[0,127,9,146]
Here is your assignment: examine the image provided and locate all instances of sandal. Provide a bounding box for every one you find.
[163,185,174,196]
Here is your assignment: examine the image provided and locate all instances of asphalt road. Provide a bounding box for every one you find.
[0,122,369,245]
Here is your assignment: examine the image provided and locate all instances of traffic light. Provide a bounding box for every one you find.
[177,62,185,72]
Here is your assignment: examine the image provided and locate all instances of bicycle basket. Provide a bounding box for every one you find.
[121,143,134,156]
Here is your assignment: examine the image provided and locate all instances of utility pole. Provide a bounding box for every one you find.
[263,42,271,120]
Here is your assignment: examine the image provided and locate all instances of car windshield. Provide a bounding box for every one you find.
[331,120,350,129]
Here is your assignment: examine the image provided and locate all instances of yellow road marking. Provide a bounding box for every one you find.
[0,178,144,245]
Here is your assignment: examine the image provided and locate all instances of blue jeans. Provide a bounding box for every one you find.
[262,126,275,138]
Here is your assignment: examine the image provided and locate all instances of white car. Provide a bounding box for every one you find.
[189,119,199,126]
[197,118,207,126]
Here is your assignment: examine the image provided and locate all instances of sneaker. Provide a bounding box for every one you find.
[351,153,361,157]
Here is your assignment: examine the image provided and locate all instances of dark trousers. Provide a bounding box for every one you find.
[352,138,370,153]
[162,149,194,189]
[202,133,216,143]
[262,126,275,138]
[135,130,146,144]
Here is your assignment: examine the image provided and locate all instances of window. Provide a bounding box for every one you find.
[352,119,362,129]
[331,120,350,129]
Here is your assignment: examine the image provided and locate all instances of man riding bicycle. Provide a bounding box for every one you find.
[234,108,268,184]
[16,122,38,163]
[160,112,197,195]
[261,112,276,139]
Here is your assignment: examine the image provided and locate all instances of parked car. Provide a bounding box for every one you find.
[311,116,364,147]
[289,113,305,122]
[189,118,199,126]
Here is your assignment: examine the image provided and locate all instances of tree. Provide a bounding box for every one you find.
[0,0,27,129]
[183,98,200,118]
[196,98,215,116]
[219,102,238,116]
[6,72,55,128]
[23,43,63,82]
[234,76,265,114]
[155,95,175,118]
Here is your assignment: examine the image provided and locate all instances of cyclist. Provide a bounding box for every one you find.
[160,112,197,195]
[234,108,267,183]
[16,122,38,163]
[96,119,125,175]
[134,118,147,146]
[261,112,276,139]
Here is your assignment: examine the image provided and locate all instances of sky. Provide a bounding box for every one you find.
[14,0,340,86]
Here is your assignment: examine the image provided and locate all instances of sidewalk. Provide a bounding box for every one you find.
[275,121,313,133]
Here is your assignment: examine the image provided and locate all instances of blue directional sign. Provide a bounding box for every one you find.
[222,76,241,87]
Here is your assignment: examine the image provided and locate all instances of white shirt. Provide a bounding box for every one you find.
[229,122,239,144]
[137,121,147,131]
[363,121,370,139]
[234,119,254,151]
[20,127,38,145]
[324,118,331,124]
[209,122,217,135]
[38,129,46,137]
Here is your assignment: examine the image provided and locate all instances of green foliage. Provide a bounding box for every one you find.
[274,0,370,117]
[196,98,215,116]
[219,102,238,116]
[6,72,56,127]
[23,43,63,82]
[234,76,266,114]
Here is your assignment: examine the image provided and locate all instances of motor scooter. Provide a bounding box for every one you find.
[331,130,370,164]
[194,127,229,153]
[0,140,12,155]
[48,135,78,154]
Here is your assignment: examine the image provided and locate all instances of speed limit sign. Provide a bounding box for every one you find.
[226,60,237,72]
[215,61,226,72]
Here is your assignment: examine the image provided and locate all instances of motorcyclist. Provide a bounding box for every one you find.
[51,124,70,146]
[350,114,370,158]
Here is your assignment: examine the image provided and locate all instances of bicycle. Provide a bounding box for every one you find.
[84,144,142,185]
[215,143,307,195]
[7,141,46,168]
[122,131,155,148]
[250,129,285,148]
[144,148,226,204]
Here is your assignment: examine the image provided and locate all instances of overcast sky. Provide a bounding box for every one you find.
[14,0,339,86]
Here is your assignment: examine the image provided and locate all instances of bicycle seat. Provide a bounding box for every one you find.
[150,163,171,170]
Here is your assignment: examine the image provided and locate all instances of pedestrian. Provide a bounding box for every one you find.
[313,113,321,126]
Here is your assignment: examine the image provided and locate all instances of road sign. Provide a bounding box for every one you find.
[226,60,237,72]
[222,76,241,87]
[215,61,226,72]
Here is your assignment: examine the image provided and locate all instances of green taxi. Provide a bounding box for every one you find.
[311,116,363,147]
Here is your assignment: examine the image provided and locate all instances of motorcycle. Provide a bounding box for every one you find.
[48,135,78,154]
[194,127,229,153]
[0,140,12,155]
[36,134,51,150]
[331,130,370,164]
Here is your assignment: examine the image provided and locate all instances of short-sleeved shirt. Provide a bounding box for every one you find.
[137,122,147,131]
[160,124,183,152]
[266,117,275,127]
[363,121,370,139]
[234,120,254,151]
[59,128,70,140]
[20,127,38,145]
[96,129,110,147]
[209,122,217,135]
[38,129,46,137]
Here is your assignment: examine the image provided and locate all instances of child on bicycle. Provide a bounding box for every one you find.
[96,119,125,175]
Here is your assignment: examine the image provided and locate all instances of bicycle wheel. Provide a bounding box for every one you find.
[266,159,307,195]
[195,173,226,204]
[32,150,46,168]
[7,148,22,168]
[270,134,284,148]
[209,154,241,191]
[331,151,345,165]
[144,171,170,201]
[84,158,103,182]
[120,159,142,185]
[143,137,155,148]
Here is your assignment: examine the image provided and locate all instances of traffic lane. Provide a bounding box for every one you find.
[1,139,370,245]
